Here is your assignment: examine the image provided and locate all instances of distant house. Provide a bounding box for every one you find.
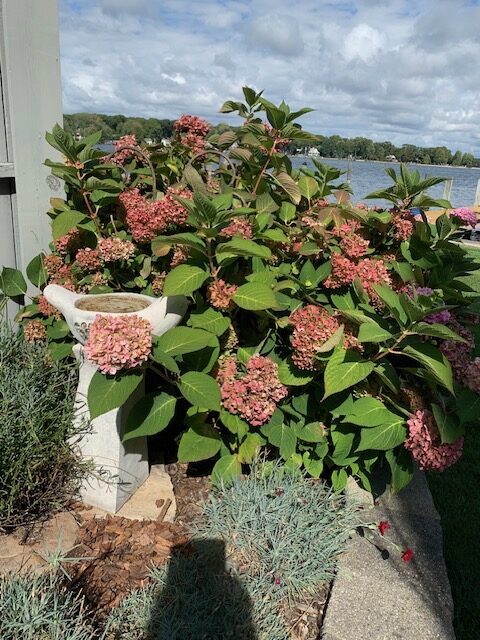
[308,147,320,156]
[385,154,397,161]
[161,138,171,147]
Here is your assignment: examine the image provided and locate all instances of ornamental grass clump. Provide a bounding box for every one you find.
[2,86,480,492]
[0,326,88,529]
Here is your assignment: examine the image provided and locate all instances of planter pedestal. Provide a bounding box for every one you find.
[73,344,149,513]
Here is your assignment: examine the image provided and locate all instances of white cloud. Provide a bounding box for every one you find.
[59,0,480,153]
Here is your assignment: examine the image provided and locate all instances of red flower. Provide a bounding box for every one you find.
[378,521,391,536]
[401,548,414,563]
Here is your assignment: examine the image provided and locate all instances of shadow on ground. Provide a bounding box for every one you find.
[147,539,257,640]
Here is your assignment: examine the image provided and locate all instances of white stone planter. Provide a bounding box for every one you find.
[43,284,188,513]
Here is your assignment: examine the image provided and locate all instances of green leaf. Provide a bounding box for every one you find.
[152,233,206,254]
[302,450,325,478]
[150,342,180,374]
[26,254,48,288]
[238,433,264,463]
[219,410,249,439]
[51,210,87,240]
[358,322,393,343]
[278,359,314,386]
[297,421,326,443]
[298,175,319,199]
[0,267,27,297]
[279,201,296,222]
[216,237,272,260]
[374,361,400,393]
[46,320,70,340]
[256,192,279,215]
[431,403,464,444]
[163,265,209,296]
[123,392,176,441]
[178,423,221,462]
[178,372,221,411]
[47,341,73,361]
[331,468,348,491]
[211,455,242,487]
[403,343,454,393]
[357,420,406,452]
[456,387,480,425]
[263,421,297,460]
[233,282,278,310]
[344,397,397,427]
[323,349,374,399]
[372,284,408,325]
[189,308,230,336]
[87,370,143,419]
[275,172,301,204]
[154,326,216,357]
[386,447,413,493]
[413,322,465,342]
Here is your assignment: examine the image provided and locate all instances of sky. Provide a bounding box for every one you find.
[59,0,480,154]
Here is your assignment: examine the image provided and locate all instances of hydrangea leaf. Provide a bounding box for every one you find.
[123,392,176,442]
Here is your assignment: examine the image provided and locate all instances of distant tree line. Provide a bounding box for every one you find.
[64,113,479,167]
[63,113,175,143]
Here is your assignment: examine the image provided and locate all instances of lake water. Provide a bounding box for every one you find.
[98,143,479,208]
[291,156,480,208]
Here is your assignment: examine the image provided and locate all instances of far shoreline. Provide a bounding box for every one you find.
[291,155,480,171]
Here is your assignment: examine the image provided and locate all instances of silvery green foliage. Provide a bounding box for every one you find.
[106,462,358,639]
[0,326,88,528]
[0,571,99,640]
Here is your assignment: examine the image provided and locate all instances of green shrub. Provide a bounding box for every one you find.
[0,570,98,640]
[0,327,88,528]
[2,87,479,492]
[106,462,358,639]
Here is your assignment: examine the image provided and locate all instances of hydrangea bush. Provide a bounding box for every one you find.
[2,87,479,491]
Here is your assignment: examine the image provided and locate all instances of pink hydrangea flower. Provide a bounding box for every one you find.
[170,245,189,268]
[55,229,81,255]
[408,286,452,324]
[174,115,210,154]
[221,217,253,239]
[440,318,475,382]
[289,305,358,370]
[464,358,480,394]
[218,355,288,426]
[38,295,61,320]
[98,237,135,262]
[324,253,357,289]
[405,409,463,472]
[107,134,140,166]
[340,233,370,259]
[356,258,392,302]
[76,247,101,271]
[151,272,167,296]
[394,216,414,241]
[450,207,477,227]
[44,254,64,277]
[23,320,47,343]
[207,280,238,309]
[84,314,152,375]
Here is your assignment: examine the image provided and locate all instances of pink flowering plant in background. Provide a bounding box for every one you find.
[2,87,480,489]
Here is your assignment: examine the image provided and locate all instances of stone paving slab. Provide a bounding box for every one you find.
[321,471,455,640]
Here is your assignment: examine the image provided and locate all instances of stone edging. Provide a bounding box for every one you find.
[321,471,455,640]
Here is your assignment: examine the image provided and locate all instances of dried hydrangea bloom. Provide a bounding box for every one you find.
[393,215,414,241]
[289,304,358,370]
[107,134,140,166]
[38,295,61,320]
[44,254,64,277]
[170,246,189,268]
[340,234,370,259]
[440,318,475,382]
[218,355,287,426]
[84,314,152,375]
[151,272,167,296]
[76,247,101,271]
[355,258,392,302]
[405,409,463,472]
[174,115,210,154]
[464,358,480,394]
[23,320,47,343]
[324,253,357,289]
[207,279,238,309]
[221,217,253,239]
[55,229,81,255]
[98,238,135,262]
[450,207,477,227]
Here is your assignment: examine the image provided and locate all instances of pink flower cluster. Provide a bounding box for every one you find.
[23,320,47,343]
[55,229,81,255]
[170,245,189,268]
[38,295,61,320]
[174,115,210,154]
[340,234,370,259]
[84,314,152,375]
[98,237,135,262]
[450,207,477,227]
[86,272,109,291]
[324,253,391,302]
[405,409,463,472]
[108,134,140,166]
[464,358,480,394]
[151,272,166,296]
[76,247,101,271]
[119,187,192,242]
[207,279,238,309]
[393,215,414,241]
[440,318,475,382]
[289,305,358,370]
[218,355,288,426]
[44,255,75,290]
[221,217,253,239]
